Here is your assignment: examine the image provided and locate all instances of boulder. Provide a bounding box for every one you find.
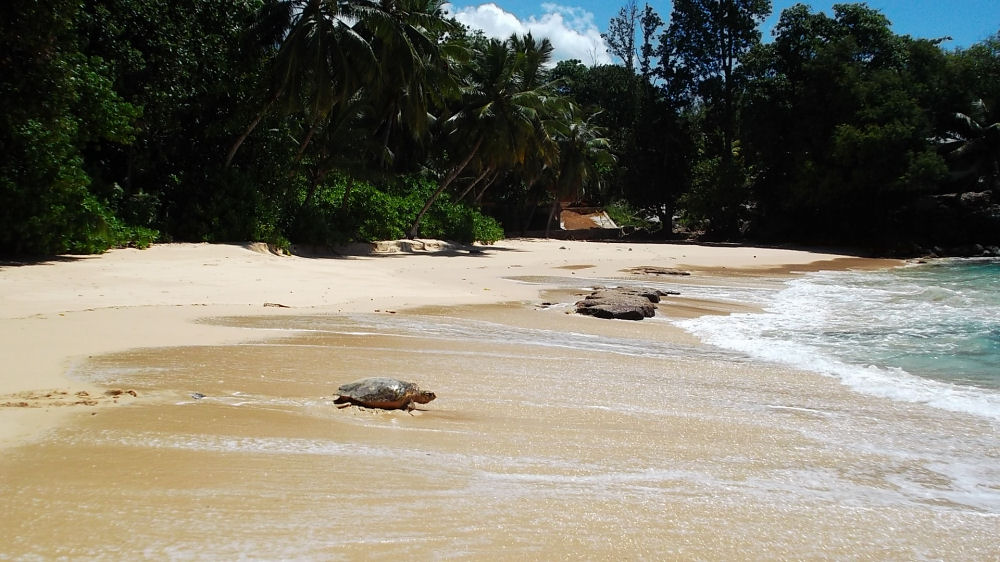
[575,287,678,321]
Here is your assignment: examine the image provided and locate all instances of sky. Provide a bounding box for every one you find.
[444,1,1000,65]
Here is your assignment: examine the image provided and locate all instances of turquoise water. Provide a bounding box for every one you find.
[839,259,999,389]
[677,258,1000,420]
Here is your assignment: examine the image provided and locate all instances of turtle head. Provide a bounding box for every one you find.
[414,390,436,404]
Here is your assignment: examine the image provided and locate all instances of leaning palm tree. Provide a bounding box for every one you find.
[357,0,460,165]
[226,0,381,167]
[406,34,560,239]
[228,0,455,168]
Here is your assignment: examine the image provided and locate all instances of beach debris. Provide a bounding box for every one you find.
[624,266,691,276]
[575,287,678,321]
[263,302,290,308]
[333,377,436,412]
[190,392,206,400]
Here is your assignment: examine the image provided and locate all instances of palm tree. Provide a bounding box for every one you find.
[226,0,380,167]
[941,99,1000,192]
[406,33,560,239]
[543,107,615,236]
[227,0,455,168]
[357,0,460,166]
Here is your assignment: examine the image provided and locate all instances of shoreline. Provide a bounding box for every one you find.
[0,239,896,447]
[5,240,999,559]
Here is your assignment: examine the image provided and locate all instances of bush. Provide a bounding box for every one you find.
[290,173,505,245]
[396,175,505,244]
[605,200,661,233]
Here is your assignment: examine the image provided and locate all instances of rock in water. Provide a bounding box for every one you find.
[334,377,436,411]
[624,266,692,276]
[575,287,677,321]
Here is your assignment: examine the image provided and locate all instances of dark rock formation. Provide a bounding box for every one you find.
[899,191,1000,255]
[575,287,679,321]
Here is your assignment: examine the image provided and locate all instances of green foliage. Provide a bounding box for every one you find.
[741,3,950,244]
[420,198,505,245]
[605,200,661,232]
[291,174,504,245]
[657,0,771,237]
[3,0,997,256]
[0,0,146,255]
[397,176,505,244]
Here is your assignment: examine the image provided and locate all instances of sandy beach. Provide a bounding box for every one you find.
[2,239,997,559]
[0,238,865,445]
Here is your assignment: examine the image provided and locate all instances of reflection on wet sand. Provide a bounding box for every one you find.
[1,308,998,559]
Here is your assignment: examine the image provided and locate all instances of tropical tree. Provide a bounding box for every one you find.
[940,34,1000,193]
[741,3,946,244]
[940,100,1000,192]
[77,0,273,243]
[543,109,615,235]
[290,0,460,211]
[603,0,639,74]
[407,33,561,238]
[0,0,141,255]
[658,0,771,237]
[340,0,459,166]
[638,4,664,80]
[226,0,383,167]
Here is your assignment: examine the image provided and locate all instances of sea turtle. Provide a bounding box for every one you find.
[333,377,436,411]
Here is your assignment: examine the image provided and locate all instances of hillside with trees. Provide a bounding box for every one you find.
[2,0,997,256]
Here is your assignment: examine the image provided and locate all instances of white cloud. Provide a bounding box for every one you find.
[445,3,613,66]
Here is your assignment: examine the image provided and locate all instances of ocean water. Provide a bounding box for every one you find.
[677,258,1000,421]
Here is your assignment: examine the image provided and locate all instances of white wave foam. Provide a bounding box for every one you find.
[676,264,1000,422]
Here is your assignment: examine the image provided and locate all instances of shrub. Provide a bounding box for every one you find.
[290,174,505,245]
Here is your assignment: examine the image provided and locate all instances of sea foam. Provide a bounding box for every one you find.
[676,259,1000,421]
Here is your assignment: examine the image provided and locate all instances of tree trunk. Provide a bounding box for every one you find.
[377,106,394,168]
[458,168,491,201]
[294,119,321,165]
[474,171,501,205]
[224,91,280,168]
[521,197,539,235]
[544,198,561,238]
[300,167,329,212]
[407,136,484,239]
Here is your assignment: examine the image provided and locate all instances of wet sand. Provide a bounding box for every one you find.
[3,308,997,558]
[3,240,996,558]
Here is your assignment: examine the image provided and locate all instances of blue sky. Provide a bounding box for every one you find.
[445,1,1000,64]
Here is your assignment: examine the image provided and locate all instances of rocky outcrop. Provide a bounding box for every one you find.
[899,191,1000,256]
[575,287,678,321]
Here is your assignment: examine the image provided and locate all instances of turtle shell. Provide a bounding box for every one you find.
[335,377,436,410]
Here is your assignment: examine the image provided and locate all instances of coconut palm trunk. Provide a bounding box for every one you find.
[407,136,483,239]
[224,93,280,167]
[458,167,492,201]
[474,171,501,204]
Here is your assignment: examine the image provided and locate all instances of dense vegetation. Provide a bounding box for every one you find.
[2,0,998,256]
